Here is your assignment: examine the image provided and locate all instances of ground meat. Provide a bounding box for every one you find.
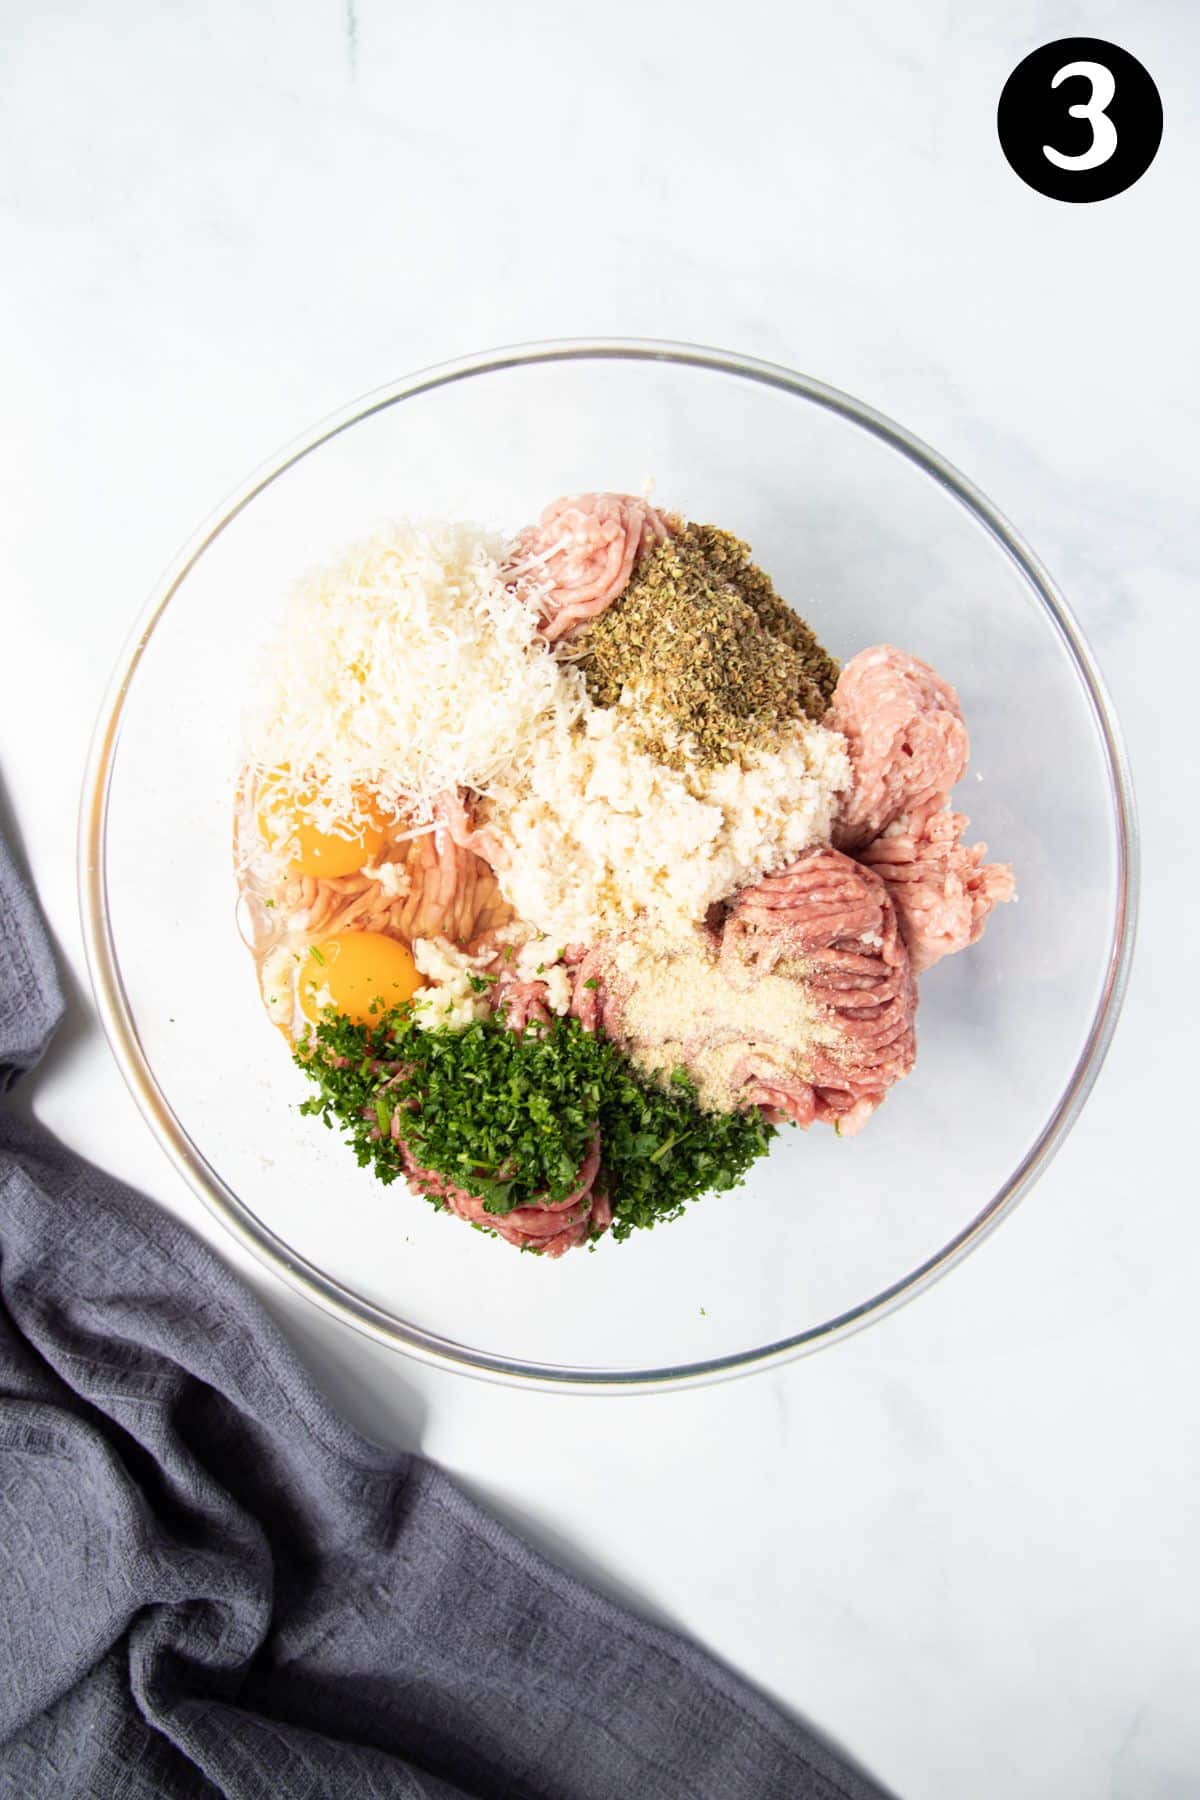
[576,847,917,1137]
[827,642,1013,970]
[434,788,510,873]
[829,645,968,850]
[721,845,918,1134]
[504,493,675,643]
[396,823,511,944]
[567,942,623,1037]
[858,808,1015,974]
[396,1136,610,1258]
[489,974,552,1033]
[282,820,509,949]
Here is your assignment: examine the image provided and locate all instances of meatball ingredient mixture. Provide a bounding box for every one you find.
[244,491,1014,1257]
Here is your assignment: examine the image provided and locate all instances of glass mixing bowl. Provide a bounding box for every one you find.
[80,341,1136,1391]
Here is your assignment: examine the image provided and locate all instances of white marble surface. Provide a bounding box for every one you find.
[3,5,1198,1795]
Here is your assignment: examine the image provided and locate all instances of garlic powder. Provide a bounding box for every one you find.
[606,931,842,1114]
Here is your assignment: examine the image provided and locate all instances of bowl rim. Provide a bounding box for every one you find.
[78,336,1139,1394]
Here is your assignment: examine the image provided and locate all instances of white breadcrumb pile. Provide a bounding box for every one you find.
[479,693,851,943]
[243,521,581,833]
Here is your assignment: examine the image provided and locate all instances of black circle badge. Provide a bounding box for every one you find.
[997,38,1162,202]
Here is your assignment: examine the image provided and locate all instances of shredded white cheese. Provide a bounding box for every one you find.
[244,521,581,831]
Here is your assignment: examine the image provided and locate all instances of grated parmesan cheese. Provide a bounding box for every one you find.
[244,521,581,832]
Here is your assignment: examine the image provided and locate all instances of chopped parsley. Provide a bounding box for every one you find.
[296,1007,773,1241]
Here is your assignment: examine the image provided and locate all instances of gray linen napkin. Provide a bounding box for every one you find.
[0,830,890,1800]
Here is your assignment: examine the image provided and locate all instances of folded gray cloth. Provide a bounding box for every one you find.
[0,829,889,1800]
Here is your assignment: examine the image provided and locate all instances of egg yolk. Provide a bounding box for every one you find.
[257,776,389,879]
[298,932,422,1027]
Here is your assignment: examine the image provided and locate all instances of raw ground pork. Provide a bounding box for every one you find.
[573,847,918,1140]
[280,820,510,950]
[504,492,675,642]
[828,645,1013,972]
[722,845,917,1134]
[858,809,1015,975]
[829,644,968,849]
[395,1135,611,1258]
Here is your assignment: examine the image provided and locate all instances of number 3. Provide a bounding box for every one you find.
[1043,60,1118,170]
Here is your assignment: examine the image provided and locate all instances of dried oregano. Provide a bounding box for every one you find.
[576,523,839,767]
